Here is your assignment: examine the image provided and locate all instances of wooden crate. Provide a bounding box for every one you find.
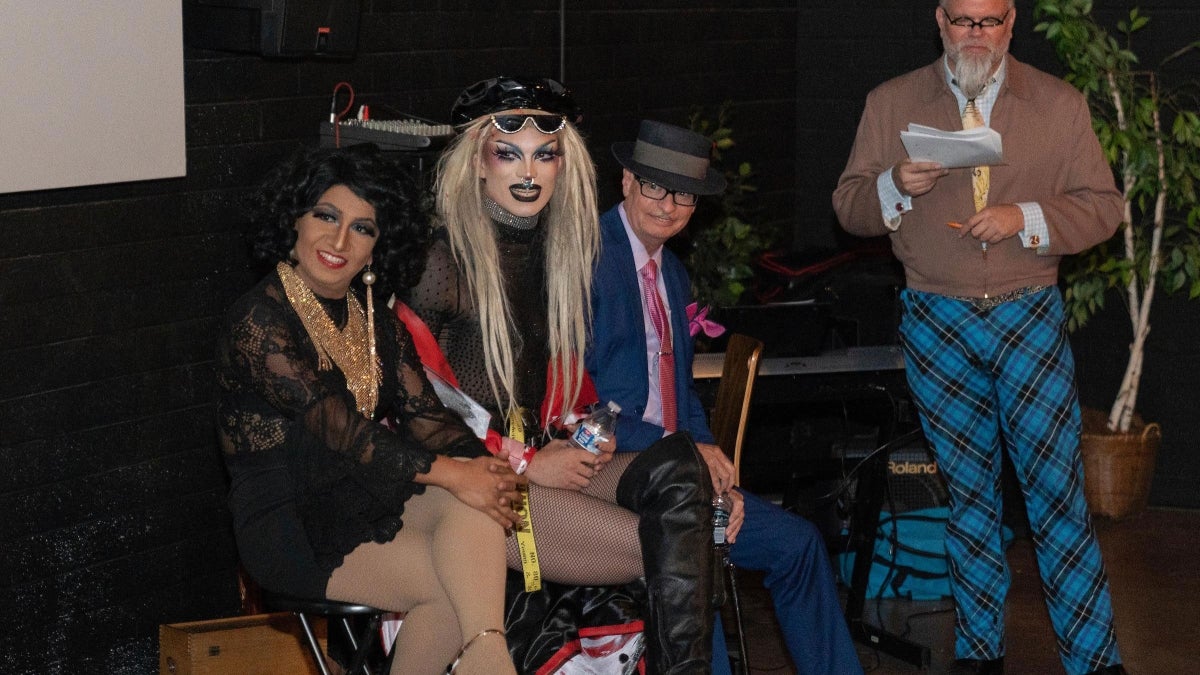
[159,612,327,675]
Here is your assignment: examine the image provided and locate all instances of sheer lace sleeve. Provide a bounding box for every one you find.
[216,273,484,571]
[379,294,485,460]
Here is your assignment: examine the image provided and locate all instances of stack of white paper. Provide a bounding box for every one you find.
[900,123,1003,168]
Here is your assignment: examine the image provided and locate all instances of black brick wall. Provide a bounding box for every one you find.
[0,1,1194,672]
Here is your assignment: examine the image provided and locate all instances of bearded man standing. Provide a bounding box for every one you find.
[833,1,1127,674]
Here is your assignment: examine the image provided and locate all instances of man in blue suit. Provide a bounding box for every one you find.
[586,120,864,675]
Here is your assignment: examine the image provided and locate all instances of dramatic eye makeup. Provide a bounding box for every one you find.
[486,139,560,166]
[351,220,378,237]
[310,206,339,222]
[533,145,561,162]
[308,204,377,238]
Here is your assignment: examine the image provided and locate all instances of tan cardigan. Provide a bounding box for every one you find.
[833,56,1122,298]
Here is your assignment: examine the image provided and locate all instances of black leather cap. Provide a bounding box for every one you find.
[450,76,583,127]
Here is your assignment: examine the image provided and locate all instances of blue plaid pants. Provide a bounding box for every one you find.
[899,287,1120,674]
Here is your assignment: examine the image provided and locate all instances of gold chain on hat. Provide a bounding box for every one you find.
[276,261,379,418]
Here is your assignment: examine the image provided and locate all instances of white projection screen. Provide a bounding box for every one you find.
[0,1,186,194]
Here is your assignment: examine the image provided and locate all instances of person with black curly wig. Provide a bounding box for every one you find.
[217,144,522,675]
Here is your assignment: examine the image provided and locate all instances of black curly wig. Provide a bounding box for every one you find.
[249,143,431,297]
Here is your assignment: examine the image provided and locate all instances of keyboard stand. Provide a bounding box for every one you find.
[843,427,932,668]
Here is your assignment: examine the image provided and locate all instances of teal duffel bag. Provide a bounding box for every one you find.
[836,506,1015,600]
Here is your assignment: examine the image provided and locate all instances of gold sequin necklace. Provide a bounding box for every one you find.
[276,261,380,418]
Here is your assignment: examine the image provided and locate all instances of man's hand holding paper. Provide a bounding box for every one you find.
[892,160,950,197]
[900,123,1003,168]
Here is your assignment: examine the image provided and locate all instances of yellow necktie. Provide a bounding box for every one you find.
[962,99,989,212]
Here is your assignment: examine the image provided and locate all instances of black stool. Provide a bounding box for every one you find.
[263,592,386,675]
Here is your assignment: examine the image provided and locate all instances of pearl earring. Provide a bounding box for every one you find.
[361,265,376,286]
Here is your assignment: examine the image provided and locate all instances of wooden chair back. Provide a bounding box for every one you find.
[708,333,764,486]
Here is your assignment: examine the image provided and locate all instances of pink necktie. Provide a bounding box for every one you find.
[641,260,677,432]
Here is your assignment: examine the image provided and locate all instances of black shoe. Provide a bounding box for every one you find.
[949,657,1004,675]
[1085,665,1128,675]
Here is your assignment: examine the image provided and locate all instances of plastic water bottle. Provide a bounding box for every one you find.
[570,401,621,455]
[712,492,732,546]
[711,492,732,608]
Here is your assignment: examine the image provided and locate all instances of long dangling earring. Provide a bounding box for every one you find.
[361,264,377,392]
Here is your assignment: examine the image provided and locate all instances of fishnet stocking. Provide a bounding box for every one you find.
[505,453,644,585]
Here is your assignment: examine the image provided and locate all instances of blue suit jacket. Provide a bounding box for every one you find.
[586,205,716,451]
[590,207,863,674]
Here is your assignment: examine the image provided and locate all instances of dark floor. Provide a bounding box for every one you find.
[728,507,1199,675]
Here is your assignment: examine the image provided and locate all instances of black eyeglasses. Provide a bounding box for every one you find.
[489,114,567,134]
[636,178,699,207]
[940,7,1011,30]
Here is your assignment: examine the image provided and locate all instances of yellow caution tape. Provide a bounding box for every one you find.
[508,408,541,592]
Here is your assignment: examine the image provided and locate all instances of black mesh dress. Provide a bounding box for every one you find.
[216,269,486,598]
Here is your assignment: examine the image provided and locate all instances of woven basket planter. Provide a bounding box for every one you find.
[1079,407,1161,520]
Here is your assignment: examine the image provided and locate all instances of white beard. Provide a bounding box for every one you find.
[954,50,997,99]
[943,32,1009,99]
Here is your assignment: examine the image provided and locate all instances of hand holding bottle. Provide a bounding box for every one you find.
[524,439,600,491]
[570,401,621,455]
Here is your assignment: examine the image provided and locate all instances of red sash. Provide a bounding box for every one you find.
[393,300,598,453]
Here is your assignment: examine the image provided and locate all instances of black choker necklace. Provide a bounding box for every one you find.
[483,195,540,230]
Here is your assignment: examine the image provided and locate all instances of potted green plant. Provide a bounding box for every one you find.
[683,103,775,311]
[672,104,780,351]
[1034,0,1200,517]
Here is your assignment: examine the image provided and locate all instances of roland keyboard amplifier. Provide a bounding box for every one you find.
[835,434,949,515]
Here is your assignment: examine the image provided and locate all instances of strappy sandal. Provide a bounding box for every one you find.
[445,628,505,674]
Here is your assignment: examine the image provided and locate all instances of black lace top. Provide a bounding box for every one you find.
[404,222,550,430]
[216,269,485,589]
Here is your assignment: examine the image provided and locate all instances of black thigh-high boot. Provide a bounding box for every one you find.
[616,432,715,675]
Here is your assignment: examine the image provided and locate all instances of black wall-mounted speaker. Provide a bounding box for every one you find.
[185,0,360,58]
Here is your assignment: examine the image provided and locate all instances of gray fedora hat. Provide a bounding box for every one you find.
[611,120,727,196]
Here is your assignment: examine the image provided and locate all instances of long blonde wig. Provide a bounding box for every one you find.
[434,115,600,423]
